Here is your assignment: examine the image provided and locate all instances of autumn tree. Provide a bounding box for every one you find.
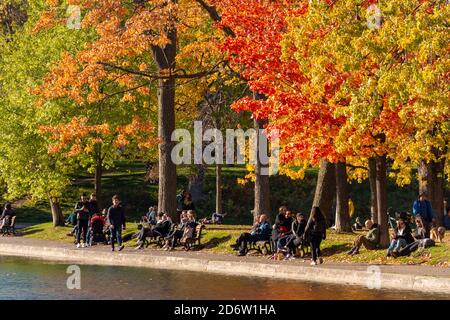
[34,0,230,216]
[0,0,94,226]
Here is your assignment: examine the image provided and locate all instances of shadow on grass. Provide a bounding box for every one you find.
[15,207,52,224]
[206,226,249,232]
[199,235,232,250]
[322,243,353,257]
[17,228,45,236]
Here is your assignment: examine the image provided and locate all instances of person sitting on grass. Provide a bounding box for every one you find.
[211,212,227,224]
[352,217,364,231]
[394,218,437,258]
[386,218,414,257]
[413,216,427,240]
[231,214,272,257]
[346,220,380,256]
[304,207,327,265]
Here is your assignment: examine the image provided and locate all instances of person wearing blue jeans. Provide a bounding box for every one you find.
[107,195,126,252]
[386,218,414,257]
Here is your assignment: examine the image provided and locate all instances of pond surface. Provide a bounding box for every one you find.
[0,256,447,300]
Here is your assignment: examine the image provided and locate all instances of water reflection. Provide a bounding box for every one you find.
[0,256,446,300]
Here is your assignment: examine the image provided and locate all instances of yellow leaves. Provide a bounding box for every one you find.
[121,93,135,103]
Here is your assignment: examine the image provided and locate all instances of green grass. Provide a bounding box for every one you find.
[19,223,450,267]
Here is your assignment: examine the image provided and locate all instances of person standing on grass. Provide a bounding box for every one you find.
[304,206,326,266]
[107,195,126,252]
[412,192,435,237]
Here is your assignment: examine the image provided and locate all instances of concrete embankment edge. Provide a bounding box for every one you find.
[0,243,448,294]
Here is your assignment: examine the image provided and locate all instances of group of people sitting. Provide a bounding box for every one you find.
[134,207,200,251]
[231,206,328,266]
[230,192,448,265]
[0,202,16,235]
[66,193,126,251]
[347,192,447,258]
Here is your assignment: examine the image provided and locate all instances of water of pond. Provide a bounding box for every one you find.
[0,256,447,300]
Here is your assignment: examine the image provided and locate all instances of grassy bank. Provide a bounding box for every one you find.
[18,223,449,267]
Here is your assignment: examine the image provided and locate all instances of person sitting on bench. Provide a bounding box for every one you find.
[347,220,380,255]
[164,210,197,251]
[275,210,295,254]
[136,212,172,249]
[232,214,272,256]
[284,213,308,256]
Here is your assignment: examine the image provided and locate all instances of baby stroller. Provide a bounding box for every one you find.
[1,216,16,236]
[89,218,107,246]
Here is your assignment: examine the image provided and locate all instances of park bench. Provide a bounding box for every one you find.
[183,224,205,251]
[1,216,16,236]
[295,240,310,258]
[246,239,272,255]
[142,223,176,248]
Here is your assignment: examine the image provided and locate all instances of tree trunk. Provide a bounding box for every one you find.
[368,157,378,224]
[335,161,352,232]
[216,164,222,215]
[94,153,103,208]
[152,19,177,218]
[254,117,271,224]
[188,164,208,203]
[376,154,389,247]
[418,158,445,227]
[50,197,65,227]
[313,159,336,226]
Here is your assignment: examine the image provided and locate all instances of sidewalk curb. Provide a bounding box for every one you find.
[0,243,449,295]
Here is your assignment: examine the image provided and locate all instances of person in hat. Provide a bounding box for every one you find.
[412,193,435,237]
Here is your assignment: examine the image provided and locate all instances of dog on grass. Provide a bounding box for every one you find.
[430,227,446,243]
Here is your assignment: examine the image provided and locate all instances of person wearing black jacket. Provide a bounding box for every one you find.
[271,206,288,253]
[136,212,172,249]
[88,194,100,215]
[386,218,413,257]
[0,203,15,229]
[275,210,294,252]
[284,213,307,255]
[304,207,327,265]
[107,195,126,251]
[75,204,90,248]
